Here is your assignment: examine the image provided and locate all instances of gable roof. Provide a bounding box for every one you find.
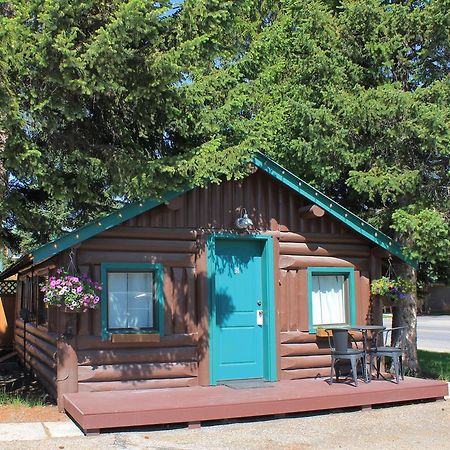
[253,153,415,266]
[1,152,415,277]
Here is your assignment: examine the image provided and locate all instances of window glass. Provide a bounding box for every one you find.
[312,274,347,326]
[108,272,154,330]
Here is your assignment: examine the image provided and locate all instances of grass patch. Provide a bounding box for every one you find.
[0,388,47,407]
[418,350,450,381]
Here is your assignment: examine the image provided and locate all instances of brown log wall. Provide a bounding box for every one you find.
[277,228,371,379]
[12,168,380,396]
[75,227,202,392]
[14,319,57,398]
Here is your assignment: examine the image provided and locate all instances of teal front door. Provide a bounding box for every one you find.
[214,239,264,381]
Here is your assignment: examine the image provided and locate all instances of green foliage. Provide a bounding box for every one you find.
[418,350,450,381]
[391,208,450,282]
[0,0,254,254]
[0,387,47,407]
[0,0,449,290]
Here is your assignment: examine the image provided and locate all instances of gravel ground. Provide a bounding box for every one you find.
[4,400,450,450]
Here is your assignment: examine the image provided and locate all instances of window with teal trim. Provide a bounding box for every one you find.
[102,263,164,337]
[108,272,155,330]
[308,268,356,332]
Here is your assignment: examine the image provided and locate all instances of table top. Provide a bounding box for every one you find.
[349,325,386,331]
[321,325,351,331]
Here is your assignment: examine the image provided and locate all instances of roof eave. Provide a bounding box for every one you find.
[0,254,33,280]
[252,152,417,268]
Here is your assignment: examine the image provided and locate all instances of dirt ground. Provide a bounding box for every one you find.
[0,359,68,423]
[3,399,450,450]
[0,404,66,423]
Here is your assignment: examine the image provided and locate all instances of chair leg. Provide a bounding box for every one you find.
[350,356,358,387]
[368,353,373,382]
[361,356,368,383]
[392,355,400,384]
[376,356,381,379]
[330,357,334,385]
[399,356,404,380]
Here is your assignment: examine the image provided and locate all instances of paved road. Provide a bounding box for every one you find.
[384,315,450,352]
[417,315,450,352]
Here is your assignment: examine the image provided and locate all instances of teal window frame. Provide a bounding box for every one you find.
[307,267,356,333]
[101,263,165,340]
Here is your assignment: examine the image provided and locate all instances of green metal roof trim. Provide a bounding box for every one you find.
[252,153,416,267]
[4,151,414,273]
[31,190,184,265]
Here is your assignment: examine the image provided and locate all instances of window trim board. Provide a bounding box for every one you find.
[101,262,165,341]
[307,267,356,333]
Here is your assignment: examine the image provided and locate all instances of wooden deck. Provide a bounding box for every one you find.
[64,377,448,435]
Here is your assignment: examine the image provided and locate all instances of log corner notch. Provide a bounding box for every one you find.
[299,205,325,219]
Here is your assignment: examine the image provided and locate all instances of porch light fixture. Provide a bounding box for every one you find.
[235,208,254,230]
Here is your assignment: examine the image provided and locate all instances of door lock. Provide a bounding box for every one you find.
[257,309,264,326]
[257,300,262,306]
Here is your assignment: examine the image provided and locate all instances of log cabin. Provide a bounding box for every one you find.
[0,152,415,409]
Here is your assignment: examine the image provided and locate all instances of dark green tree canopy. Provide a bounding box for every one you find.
[1,0,449,284]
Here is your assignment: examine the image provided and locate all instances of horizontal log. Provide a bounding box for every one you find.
[279,243,370,258]
[15,336,56,369]
[77,333,198,350]
[281,367,331,380]
[16,349,56,400]
[280,331,317,344]
[99,226,197,241]
[78,377,197,392]
[15,329,57,359]
[111,333,160,344]
[16,346,56,386]
[77,251,195,268]
[78,346,197,366]
[78,361,198,382]
[265,231,367,244]
[279,255,368,270]
[280,343,331,357]
[15,321,57,346]
[82,238,196,254]
[281,355,332,370]
[298,204,325,219]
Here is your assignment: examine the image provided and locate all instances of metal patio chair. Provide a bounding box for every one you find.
[324,327,366,387]
[368,326,406,384]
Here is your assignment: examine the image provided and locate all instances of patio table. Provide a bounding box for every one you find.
[349,325,385,382]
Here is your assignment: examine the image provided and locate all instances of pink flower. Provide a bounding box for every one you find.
[76,285,83,293]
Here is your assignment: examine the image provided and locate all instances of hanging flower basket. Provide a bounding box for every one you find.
[40,268,102,313]
[370,276,415,304]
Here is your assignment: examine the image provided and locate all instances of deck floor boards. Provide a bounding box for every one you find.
[63,377,448,434]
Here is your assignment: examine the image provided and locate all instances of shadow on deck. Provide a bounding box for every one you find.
[63,377,448,435]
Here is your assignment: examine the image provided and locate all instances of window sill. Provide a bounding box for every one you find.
[110,333,161,343]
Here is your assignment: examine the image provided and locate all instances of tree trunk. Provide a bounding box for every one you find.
[392,263,419,374]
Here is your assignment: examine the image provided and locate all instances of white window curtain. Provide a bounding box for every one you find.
[312,275,346,326]
[108,272,153,329]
